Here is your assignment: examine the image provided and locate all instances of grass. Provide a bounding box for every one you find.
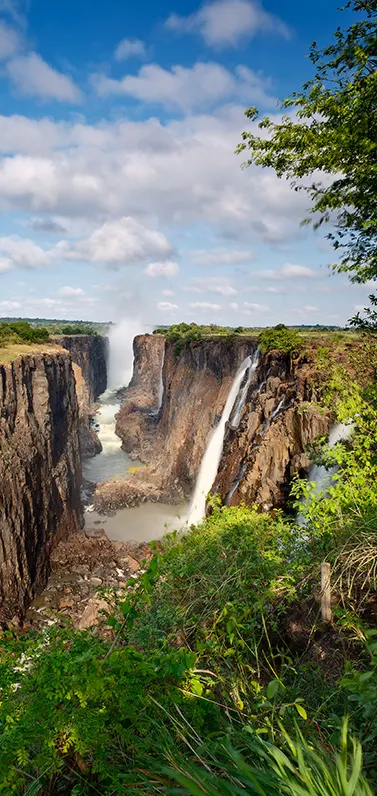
[0,342,65,364]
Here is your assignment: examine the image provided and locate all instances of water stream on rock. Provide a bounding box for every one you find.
[187,355,257,526]
[297,421,354,526]
[83,390,138,484]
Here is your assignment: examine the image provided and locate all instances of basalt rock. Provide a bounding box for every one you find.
[53,334,108,402]
[213,350,333,510]
[109,336,258,508]
[0,350,83,624]
[53,335,108,458]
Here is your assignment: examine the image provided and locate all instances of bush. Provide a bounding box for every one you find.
[258,324,301,354]
[0,321,50,347]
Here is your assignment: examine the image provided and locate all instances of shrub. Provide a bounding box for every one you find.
[258,324,301,354]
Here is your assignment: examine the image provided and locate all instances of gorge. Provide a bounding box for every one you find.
[0,326,357,627]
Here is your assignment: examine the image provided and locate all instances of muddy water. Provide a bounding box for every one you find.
[83,389,188,543]
[85,502,189,542]
[83,389,140,483]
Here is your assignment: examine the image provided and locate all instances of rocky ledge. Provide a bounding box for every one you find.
[25,530,152,632]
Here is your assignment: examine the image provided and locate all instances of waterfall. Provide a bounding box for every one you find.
[107,319,143,390]
[187,356,256,526]
[297,421,354,525]
[157,346,165,412]
[231,349,260,428]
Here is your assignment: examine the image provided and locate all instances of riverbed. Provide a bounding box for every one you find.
[83,389,188,542]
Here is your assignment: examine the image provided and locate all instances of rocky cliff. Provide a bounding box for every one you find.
[53,335,108,402]
[213,350,332,511]
[96,336,258,510]
[53,335,108,457]
[0,349,82,624]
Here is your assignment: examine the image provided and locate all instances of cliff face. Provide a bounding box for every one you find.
[98,336,334,515]
[0,350,83,624]
[53,335,108,457]
[97,336,257,510]
[52,335,108,403]
[213,351,332,511]
[116,334,165,461]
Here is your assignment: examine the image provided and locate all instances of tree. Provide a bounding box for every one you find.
[237,1,377,288]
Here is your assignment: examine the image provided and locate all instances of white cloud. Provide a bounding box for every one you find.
[243,301,269,311]
[303,305,319,312]
[145,261,179,278]
[56,217,173,268]
[157,301,178,311]
[0,20,20,59]
[162,289,174,297]
[186,276,237,296]
[229,302,238,310]
[0,235,51,269]
[0,300,21,311]
[191,248,254,266]
[115,38,146,61]
[190,301,222,310]
[263,264,317,280]
[95,61,274,110]
[0,110,309,246]
[166,0,290,48]
[6,53,82,103]
[0,257,13,272]
[59,286,85,297]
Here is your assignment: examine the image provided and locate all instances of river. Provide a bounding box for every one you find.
[83,389,187,542]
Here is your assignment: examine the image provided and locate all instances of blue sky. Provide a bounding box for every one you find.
[0,0,371,327]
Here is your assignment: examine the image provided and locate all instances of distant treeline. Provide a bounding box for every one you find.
[0,321,50,347]
[0,317,108,336]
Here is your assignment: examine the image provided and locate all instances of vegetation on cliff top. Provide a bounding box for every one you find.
[0,321,49,348]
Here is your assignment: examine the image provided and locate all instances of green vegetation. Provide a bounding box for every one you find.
[258,324,301,355]
[1,340,377,793]
[56,324,98,336]
[0,321,49,347]
[238,0,377,290]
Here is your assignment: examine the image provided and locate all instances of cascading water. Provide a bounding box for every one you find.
[187,356,257,526]
[83,391,140,485]
[297,421,354,526]
[84,320,143,494]
[230,349,260,428]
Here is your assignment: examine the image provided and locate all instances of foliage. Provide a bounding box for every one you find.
[237,0,377,301]
[57,324,98,335]
[166,719,373,796]
[0,320,49,347]
[258,324,301,355]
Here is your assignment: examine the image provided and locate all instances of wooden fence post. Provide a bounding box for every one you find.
[321,562,332,623]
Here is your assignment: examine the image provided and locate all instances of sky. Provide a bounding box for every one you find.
[0,0,372,327]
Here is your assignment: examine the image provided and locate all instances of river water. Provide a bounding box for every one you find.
[83,389,188,542]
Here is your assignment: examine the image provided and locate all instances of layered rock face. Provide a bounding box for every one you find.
[97,336,257,510]
[98,336,333,514]
[53,335,108,457]
[214,351,332,510]
[0,350,83,624]
[116,334,165,461]
[53,335,108,402]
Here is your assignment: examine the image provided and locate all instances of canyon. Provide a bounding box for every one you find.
[94,333,333,515]
[0,335,107,625]
[0,328,344,626]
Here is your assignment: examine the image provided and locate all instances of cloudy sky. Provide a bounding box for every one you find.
[0,0,371,326]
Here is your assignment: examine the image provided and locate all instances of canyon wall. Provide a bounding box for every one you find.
[0,349,82,624]
[214,350,332,510]
[96,336,257,510]
[53,334,108,402]
[53,334,108,457]
[97,335,333,514]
